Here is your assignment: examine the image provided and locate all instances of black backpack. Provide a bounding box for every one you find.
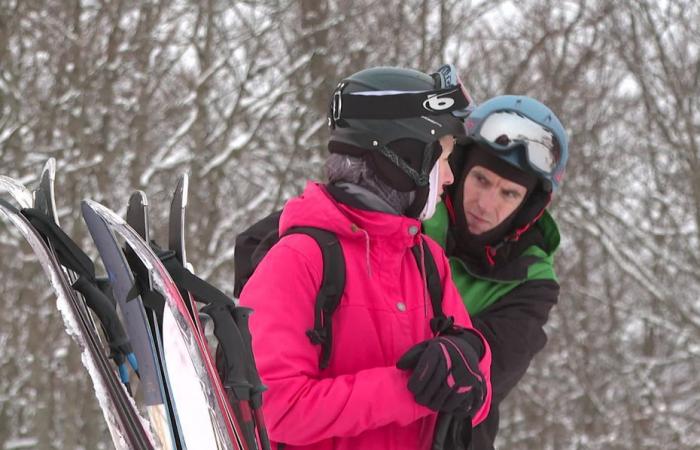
[234,210,452,369]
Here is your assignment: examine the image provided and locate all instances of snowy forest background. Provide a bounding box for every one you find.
[1,0,699,448]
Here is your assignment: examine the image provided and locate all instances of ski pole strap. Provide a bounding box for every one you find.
[22,208,127,344]
[153,244,233,308]
[72,275,138,383]
[22,208,96,279]
[122,244,165,312]
[152,242,268,398]
[21,208,137,380]
[95,277,117,306]
[72,275,132,355]
[283,226,346,370]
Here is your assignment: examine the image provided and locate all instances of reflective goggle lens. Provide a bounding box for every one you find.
[478,111,560,173]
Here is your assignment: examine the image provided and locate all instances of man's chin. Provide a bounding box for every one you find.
[468,224,492,235]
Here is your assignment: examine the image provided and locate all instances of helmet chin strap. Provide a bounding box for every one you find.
[418,163,440,220]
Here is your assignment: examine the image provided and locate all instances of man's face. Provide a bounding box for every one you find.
[436,135,455,198]
[462,165,528,234]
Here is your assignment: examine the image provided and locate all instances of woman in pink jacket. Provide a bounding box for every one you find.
[239,66,492,450]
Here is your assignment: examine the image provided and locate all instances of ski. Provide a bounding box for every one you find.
[168,173,204,333]
[32,159,101,341]
[30,159,135,387]
[0,175,33,209]
[0,199,155,450]
[126,190,187,450]
[82,200,178,450]
[86,199,244,450]
[166,173,270,450]
[33,158,59,224]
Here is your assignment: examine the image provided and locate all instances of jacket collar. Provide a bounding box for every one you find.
[280,182,422,247]
[425,201,560,281]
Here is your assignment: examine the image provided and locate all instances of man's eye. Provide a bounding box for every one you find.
[504,191,521,199]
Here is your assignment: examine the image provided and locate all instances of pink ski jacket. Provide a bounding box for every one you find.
[239,182,492,450]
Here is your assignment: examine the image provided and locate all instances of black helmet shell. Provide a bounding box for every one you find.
[330,67,465,149]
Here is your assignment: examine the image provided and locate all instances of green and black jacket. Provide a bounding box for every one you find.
[423,201,561,450]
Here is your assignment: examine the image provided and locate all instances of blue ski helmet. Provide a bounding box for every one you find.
[463,95,569,193]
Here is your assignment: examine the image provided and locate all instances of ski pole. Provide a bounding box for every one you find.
[232,306,271,450]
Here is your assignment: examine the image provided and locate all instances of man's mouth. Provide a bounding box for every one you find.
[468,212,489,226]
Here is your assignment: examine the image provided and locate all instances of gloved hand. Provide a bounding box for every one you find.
[397,329,486,416]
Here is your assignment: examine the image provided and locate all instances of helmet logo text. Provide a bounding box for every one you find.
[423,89,457,112]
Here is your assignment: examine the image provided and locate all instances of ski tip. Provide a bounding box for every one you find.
[82,199,126,226]
[0,176,34,209]
[181,174,188,207]
[79,200,93,217]
[128,190,148,206]
[41,158,57,180]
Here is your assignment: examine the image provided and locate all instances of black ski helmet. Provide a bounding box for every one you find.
[328,65,473,217]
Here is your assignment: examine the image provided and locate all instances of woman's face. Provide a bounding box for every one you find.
[436,135,456,198]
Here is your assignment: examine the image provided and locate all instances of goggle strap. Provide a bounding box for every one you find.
[336,86,470,120]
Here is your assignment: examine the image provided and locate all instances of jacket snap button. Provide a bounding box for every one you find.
[408,225,419,235]
[396,302,406,312]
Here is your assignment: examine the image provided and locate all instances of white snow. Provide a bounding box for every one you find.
[3,437,39,449]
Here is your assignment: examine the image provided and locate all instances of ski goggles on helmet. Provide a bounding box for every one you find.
[431,64,475,118]
[472,111,561,174]
[329,64,473,127]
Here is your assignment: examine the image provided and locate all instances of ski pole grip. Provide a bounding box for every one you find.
[431,413,471,450]
[231,306,254,352]
[72,275,132,355]
[432,413,451,450]
[201,303,253,400]
[232,307,267,403]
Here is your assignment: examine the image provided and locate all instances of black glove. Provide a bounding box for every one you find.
[397,330,486,416]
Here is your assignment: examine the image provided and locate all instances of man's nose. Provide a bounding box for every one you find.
[477,187,498,211]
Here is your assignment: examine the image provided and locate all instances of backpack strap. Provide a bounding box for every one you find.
[411,239,453,335]
[283,227,346,370]
[263,225,443,370]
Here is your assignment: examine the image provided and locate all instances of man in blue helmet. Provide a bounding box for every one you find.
[423,95,569,449]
